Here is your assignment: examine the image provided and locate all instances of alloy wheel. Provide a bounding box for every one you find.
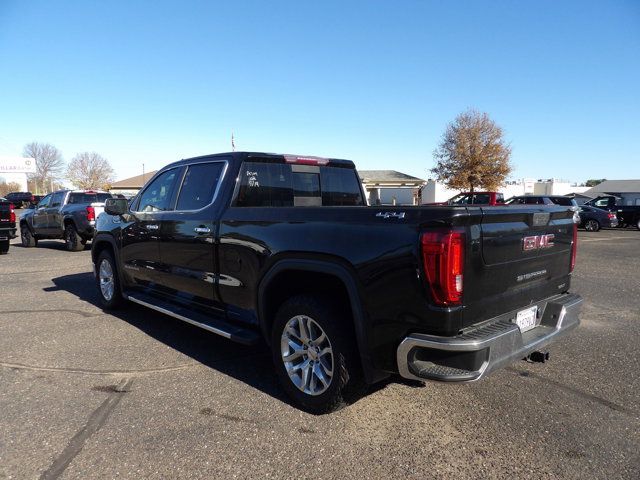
[99,259,115,301]
[280,315,334,396]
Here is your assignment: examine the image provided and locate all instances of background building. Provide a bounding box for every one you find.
[420,178,590,204]
[0,156,36,191]
[583,180,640,205]
[110,170,157,197]
[359,170,425,205]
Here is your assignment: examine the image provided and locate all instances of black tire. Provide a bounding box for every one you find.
[21,226,37,248]
[584,219,600,232]
[271,294,363,414]
[64,224,85,251]
[96,250,124,309]
[0,240,9,254]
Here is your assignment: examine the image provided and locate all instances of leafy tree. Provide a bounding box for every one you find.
[431,109,512,192]
[585,178,606,187]
[66,152,115,190]
[23,142,65,192]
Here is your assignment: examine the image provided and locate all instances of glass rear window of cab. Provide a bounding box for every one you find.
[68,193,112,204]
[235,161,364,207]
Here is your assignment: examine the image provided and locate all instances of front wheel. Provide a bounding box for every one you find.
[584,219,600,232]
[64,224,85,251]
[21,226,37,247]
[271,294,363,414]
[96,250,124,309]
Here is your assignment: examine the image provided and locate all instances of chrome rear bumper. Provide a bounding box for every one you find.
[397,293,582,382]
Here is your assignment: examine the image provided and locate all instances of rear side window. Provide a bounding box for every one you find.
[320,167,364,206]
[68,193,112,204]
[236,162,294,207]
[176,162,226,210]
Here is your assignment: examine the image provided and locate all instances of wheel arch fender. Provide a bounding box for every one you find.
[257,258,386,384]
[20,214,35,233]
[91,234,125,290]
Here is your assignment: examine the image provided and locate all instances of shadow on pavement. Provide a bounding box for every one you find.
[49,272,299,409]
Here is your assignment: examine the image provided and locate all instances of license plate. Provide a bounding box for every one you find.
[515,306,538,332]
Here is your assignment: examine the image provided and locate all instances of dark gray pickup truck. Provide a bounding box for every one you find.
[20,190,112,251]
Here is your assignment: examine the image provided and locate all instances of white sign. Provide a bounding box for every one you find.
[0,157,37,174]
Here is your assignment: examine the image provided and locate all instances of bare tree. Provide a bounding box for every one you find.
[66,152,115,190]
[0,181,22,197]
[23,142,65,193]
[431,109,512,192]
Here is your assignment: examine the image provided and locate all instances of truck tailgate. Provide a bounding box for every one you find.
[461,206,576,328]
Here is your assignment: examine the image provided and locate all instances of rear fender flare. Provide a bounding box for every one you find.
[258,259,384,384]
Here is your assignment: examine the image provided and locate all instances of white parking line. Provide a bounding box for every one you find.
[580,235,637,242]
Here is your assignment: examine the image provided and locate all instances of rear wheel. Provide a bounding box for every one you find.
[21,226,37,247]
[64,224,84,251]
[0,240,9,254]
[271,294,363,414]
[96,250,124,309]
[584,219,600,232]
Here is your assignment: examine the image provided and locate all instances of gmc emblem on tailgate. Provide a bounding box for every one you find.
[523,234,555,251]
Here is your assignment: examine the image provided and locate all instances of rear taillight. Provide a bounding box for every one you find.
[607,213,616,220]
[86,206,95,221]
[9,203,16,223]
[570,223,578,272]
[421,229,465,306]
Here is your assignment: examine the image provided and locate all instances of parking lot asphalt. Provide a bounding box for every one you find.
[1,221,639,479]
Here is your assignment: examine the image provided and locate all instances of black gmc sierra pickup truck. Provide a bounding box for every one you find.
[92,152,582,413]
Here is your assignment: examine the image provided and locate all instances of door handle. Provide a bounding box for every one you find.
[194,227,211,234]
[146,224,160,230]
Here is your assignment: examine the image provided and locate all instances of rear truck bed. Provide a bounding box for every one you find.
[396,204,582,382]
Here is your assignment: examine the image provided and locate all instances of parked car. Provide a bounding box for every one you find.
[0,199,17,254]
[578,205,618,231]
[428,191,505,206]
[92,151,582,413]
[20,190,113,251]
[5,191,35,208]
[506,195,580,223]
[505,195,578,207]
[584,195,640,230]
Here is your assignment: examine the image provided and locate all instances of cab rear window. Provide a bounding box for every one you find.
[234,162,364,207]
[68,193,112,204]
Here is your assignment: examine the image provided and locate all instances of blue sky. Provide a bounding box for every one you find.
[1,0,638,184]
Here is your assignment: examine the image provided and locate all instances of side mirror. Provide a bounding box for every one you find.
[105,197,128,216]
